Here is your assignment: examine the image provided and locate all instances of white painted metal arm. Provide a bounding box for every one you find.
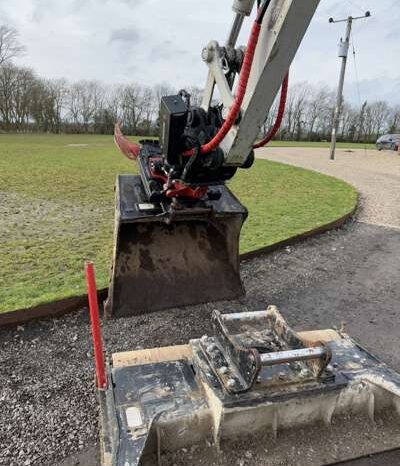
[201,0,255,111]
[222,0,320,165]
[221,0,320,165]
[200,0,320,166]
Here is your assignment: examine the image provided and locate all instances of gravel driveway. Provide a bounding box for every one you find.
[257,147,400,228]
[2,222,400,466]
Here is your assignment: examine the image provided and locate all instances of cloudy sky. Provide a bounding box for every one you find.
[1,0,399,105]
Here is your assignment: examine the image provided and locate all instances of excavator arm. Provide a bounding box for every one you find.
[107,0,320,317]
[209,0,320,165]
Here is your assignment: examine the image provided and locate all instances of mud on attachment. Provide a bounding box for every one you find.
[104,175,247,317]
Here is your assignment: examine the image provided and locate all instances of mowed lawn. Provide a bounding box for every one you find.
[0,134,357,312]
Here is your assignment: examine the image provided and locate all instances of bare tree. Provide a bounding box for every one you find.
[186,86,203,107]
[306,86,334,140]
[140,86,156,134]
[67,82,83,130]
[354,101,367,142]
[282,82,310,140]
[154,83,176,108]
[364,101,391,142]
[0,64,22,129]
[1,57,399,140]
[0,25,25,65]
[387,105,400,134]
[48,78,68,134]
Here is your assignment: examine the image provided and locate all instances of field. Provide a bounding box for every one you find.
[0,134,357,313]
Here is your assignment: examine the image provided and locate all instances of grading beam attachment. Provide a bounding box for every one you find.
[98,306,400,466]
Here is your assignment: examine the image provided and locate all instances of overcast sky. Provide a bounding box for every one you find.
[1,0,399,105]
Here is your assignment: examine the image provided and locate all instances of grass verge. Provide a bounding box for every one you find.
[0,134,357,312]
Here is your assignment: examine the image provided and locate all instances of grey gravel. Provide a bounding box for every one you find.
[257,147,400,228]
[1,220,400,466]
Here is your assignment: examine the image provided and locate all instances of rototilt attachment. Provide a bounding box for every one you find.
[99,306,400,466]
[104,174,247,318]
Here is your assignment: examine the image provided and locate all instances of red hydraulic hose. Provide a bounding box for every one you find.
[183,20,262,157]
[85,261,107,390]
[253,71,289,149]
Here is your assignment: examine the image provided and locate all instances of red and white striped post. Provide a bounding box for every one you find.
[85,261,107,390]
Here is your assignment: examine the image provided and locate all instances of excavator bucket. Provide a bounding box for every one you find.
[104,175,247,318]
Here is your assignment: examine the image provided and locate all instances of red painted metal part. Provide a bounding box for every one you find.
[85,261,107,390]
[148,157,208,200]
[114,123,141,161]
[253,72,289,149]
[149,156,168,184]
[165,181,208,199]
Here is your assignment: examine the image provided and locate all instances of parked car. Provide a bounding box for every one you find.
[376,134,400,151]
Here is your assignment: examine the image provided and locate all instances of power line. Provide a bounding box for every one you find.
[350,30,362,108]
[350,29,368,154]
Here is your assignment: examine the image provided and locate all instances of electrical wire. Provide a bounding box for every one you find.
[350,30,362,109]
[350,28,368,154]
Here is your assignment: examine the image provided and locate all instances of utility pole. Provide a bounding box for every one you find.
[329,11,371,160]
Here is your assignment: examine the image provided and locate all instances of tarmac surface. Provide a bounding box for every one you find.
[1,148,400,465]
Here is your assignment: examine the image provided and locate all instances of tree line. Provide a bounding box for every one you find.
[0,25,399,142]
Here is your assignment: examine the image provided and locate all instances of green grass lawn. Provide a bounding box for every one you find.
[0,134,357,313]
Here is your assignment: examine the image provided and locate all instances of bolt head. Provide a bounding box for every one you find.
[219,366,229,375]
[221,106,229,120]
[207,343,218,353]
[227,378,236,388]
[202,46,214,63]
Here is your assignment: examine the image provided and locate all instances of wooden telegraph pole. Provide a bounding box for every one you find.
[329,12,371,161]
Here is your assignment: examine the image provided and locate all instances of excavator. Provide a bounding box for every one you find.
[86,1,400,465]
